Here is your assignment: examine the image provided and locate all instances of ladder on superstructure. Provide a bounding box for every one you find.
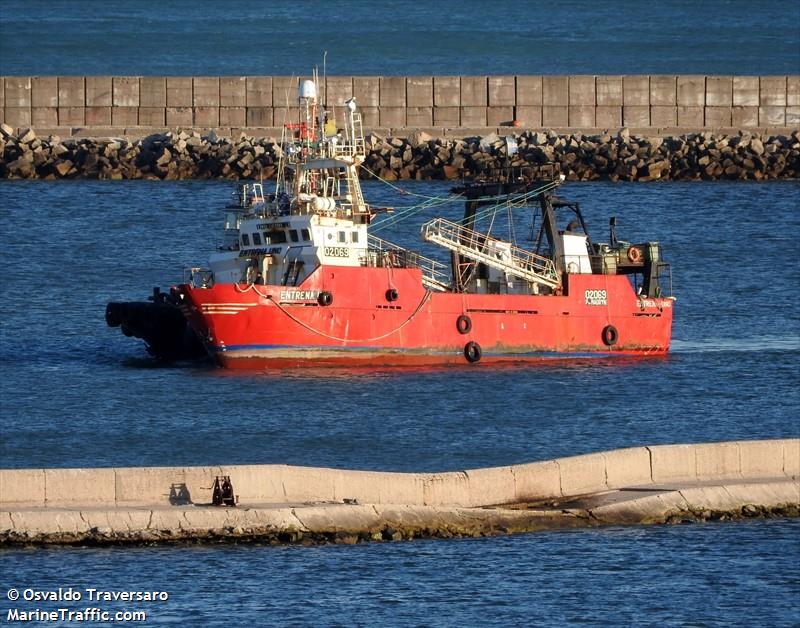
[347,163,366,212]
[421,217,561,290]
[331,111,367,212]
[344,111,365,156]
[332,112,365,160]
[346,112,366,212]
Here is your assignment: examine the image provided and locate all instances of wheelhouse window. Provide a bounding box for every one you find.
[241,233,250,246]
[301,228,311,241]
[289,229,299,243]
[338,231,346,243]
[265,231,287,244]
[252,232,262,245]
[352,231,359,243]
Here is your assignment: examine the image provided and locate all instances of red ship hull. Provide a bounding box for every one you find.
[179,265,673,368]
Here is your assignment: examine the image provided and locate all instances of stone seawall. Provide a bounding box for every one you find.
[2,439,797,545]
[2,75,798,132]
[2,125,798,181]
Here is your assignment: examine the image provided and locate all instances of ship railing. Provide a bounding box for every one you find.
[658,262,673,297]
[421,217,560,289]
[185,267,214,289]
[655,262,674,298]
[588,253,674,298]
[326,111,366,160]
[329,140,365,161]
[625,262,674,299]
[365,235,451,291]
[233,182,266,209]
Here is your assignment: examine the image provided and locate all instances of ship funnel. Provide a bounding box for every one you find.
[299,80,317,102]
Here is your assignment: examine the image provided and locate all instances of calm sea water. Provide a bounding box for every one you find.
[1,180,798,469]
[1,179,799,624]
[1,0,799,75]
[1,521,799,627]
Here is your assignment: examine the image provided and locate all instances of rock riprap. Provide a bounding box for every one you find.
[1,124,797,181]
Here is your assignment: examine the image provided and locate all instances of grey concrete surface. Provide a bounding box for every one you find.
[1,440,797,545]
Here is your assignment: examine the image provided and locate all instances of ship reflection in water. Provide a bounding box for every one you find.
[201,353,671,381]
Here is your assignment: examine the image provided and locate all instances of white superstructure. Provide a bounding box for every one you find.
[197,76,382,288]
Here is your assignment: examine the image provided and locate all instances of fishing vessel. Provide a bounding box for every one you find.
[108,76,674,367]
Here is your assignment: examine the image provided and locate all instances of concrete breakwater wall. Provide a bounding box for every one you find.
[4,439,797,508]
[2,125,798,181]
[2,439,798,545]
[1,75,798,134]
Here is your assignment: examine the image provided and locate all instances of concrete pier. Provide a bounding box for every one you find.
[4,74,798,182]
[1,439,797,545]
[2,74,798,138]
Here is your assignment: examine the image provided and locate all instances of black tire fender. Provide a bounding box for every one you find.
[464,341,482,363]
[602,324,618,346]
[318,291,333,307]
[456,314,472,335]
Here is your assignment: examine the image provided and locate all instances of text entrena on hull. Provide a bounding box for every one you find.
[180,265,673,367]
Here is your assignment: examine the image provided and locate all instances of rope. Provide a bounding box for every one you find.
[267,290,433,343]
[366,170,560,235]
[360,163,457,201]
[234,282,273,300]
[371,194,461,232]
[486,206,497,239]
[458,180,559,226]
[507,202,517,246]
[235,281,432,342]
[372,186,541,232]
